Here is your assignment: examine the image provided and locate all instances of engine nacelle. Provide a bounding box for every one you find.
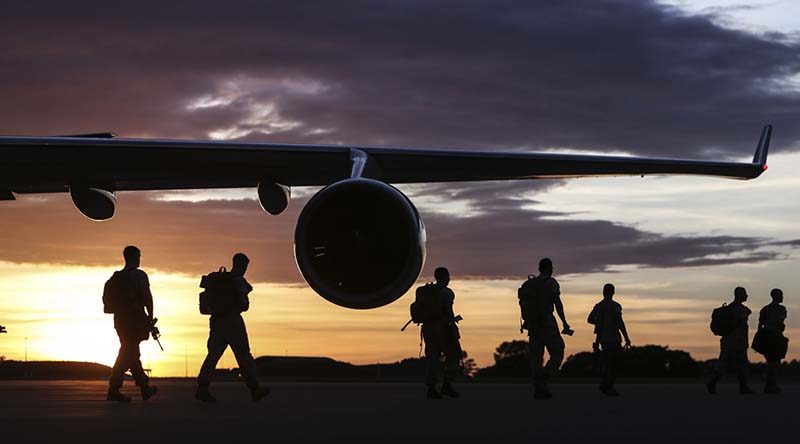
[69,185,116,221]
[294,178,426,309]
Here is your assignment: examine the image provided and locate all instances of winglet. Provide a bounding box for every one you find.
[753,124,771,168]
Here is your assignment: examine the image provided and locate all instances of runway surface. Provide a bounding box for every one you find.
[0,380,795,443]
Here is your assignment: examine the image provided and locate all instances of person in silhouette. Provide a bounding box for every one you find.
[522,258,572,400]
[107,246,158,402]
[758,288,787,394]
[422,267,462,400]
[196,253,269,402]
[588,283,631,396]
[707,287,754,395]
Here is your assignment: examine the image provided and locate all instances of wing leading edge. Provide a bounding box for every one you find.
[0,125,771,194]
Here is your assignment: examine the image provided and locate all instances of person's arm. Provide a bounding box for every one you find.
[445,289,456,324]
[554,292,570,331]
[142,273,154,321]
[587,306,597,325]
[237,278,252,312]
[620,316,631,347]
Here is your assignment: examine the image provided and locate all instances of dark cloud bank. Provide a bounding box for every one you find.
[1,1,799,281]
[1,0,800,156]
[0,191,788,283]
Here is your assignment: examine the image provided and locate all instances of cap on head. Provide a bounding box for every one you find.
[539,258,553,274]
[734,286,748,301]
[603,283,615,298]
[434,267,450,283]
[233,252,249,267]
[771,288,783,300]
[123,245,140,264]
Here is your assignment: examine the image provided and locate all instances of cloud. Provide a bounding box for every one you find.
[1,0,800,158]
[0,187,786,283]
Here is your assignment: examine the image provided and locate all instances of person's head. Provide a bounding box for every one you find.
[434,267,450,286]
[733,286,748,303]
[770,288,784,304]
[603,283,615,299]
[123,245,141,268]
[538,258,553,276]
[232,252,250,275]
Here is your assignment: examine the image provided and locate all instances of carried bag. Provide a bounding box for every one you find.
[410,282,443,325]
[103,271,133,314]
[752,328,789,360]
[518,275,548,331]
[710,303,735,336]
[199,267,238,316]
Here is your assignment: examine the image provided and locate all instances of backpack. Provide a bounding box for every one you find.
[103,271,134,314]
[518,275,549,330]
[199,267,238,316]
[710,303,735,336]
[410,282,444,325]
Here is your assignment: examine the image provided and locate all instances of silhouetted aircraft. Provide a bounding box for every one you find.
[0,126,772,309]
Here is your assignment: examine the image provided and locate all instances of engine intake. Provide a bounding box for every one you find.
[294,178,426,309]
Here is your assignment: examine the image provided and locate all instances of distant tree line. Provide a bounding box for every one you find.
[475,340,800,380]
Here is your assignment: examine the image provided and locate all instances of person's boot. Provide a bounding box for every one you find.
[440,382,460,399]
[602,386,620,397]
[705,377,718,395]
[426,386,442,400]
[533,386,552,400]
[140,385,158,401]
[195,385,217,403]
[107,387,132,403]
[250,386,271,402]
[764,383,781,394]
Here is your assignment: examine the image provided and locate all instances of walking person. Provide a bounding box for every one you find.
[518,258,572,400]
[707,287,754,395]
[754,288,788,394]
[588,283,631,396]
[103,245,158,402]
[196,253,269,402]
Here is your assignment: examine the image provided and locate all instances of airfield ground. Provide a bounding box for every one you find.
[0,380,794,443]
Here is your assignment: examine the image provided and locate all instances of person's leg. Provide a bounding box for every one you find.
[543,327,565,378]
[423,326,444,399]
[197,327,228,387]
[735,351,752,394]
[124,337,149,388]
[120,336,157,400]
[109,333,129,390]
[529,331,545,389]
[108,332,133,402]
[600,343,621,395]
[228,316,260,390]
[765,358,780,393]
[706,346,726,393]
[441,335,462,398]
[599,344,611,391]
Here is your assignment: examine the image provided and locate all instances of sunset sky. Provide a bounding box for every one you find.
[1,0,799,376]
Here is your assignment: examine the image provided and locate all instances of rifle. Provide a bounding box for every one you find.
[149,318,164,351]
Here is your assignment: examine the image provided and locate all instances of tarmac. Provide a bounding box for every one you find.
[0,380,795,443]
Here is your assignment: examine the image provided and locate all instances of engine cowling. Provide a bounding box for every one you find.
[294,178,426,309]
[69,185,116,221]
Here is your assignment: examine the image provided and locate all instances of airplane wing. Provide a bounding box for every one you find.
[0,125,771,196]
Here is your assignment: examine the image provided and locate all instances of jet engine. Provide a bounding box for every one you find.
[69,185,116,221]
[294,178,426,309]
